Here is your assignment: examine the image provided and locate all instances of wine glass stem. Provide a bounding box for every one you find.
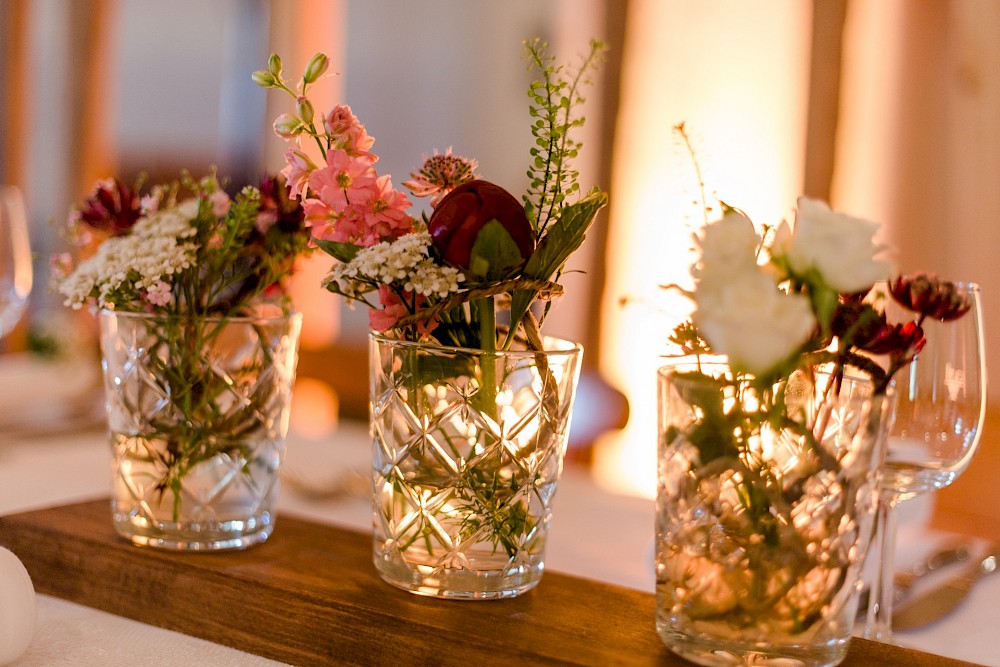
[865,493,900,642]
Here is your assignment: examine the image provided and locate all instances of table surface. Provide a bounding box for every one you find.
[0,368,997,665]
[0,499,981,667]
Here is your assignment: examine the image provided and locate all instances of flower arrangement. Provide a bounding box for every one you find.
[54,173,312,528]
[254,41,606,591]
[252,39,608,354]
[56,172,310,316]
[671,196,970,389]
[656,188,973,649]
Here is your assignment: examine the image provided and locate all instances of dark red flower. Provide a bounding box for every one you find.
[831,300,886,349]
[889,273,972,322]
[865,320,926,359]
[256,174,306,237]
[427,179,534,279]
[75,178,141,235]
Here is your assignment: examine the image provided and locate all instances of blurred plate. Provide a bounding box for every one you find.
[0,353,104,437]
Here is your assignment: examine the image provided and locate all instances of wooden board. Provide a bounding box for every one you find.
[0,500,978,667]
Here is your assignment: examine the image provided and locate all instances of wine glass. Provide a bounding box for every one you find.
[864,281,986,642]
[0,185,33,339]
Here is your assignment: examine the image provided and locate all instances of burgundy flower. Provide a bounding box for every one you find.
[75,178,141,235]
[831,300,886,349]
[427,179,534,280]
[863,320,926,357]
[256,174,306,236]
[889,273,972,322]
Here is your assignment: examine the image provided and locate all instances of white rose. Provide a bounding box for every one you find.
[771,197,891,293]
[694,270,816,376]
[692,211,760,292]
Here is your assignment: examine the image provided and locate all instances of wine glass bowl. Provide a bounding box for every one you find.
[865,280,986,642]
[0,185,33,339]
[882,282,986,500]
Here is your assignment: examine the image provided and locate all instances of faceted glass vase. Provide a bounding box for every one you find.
[655,359,892,667]
[369,334,583,599]
[99,309,302,550]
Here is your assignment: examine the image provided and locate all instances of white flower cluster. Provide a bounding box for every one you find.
[59,201,200,309]
[325,231,464,299]
[692,197,891,376]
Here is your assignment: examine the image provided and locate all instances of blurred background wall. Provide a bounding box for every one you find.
[1,1,998,531]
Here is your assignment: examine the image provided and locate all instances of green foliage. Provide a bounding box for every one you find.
[505,188,608,347]
[523,38,606,237]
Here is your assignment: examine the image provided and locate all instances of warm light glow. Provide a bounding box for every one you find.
[289,253,340,349]
[290,377,340,440]
[594,1,814,498]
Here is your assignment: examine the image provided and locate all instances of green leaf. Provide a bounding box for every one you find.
[313,237,362,263]
[468,219,526,281]
[506,189,608,341]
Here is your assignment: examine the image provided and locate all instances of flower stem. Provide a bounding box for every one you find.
[475,297,498,419]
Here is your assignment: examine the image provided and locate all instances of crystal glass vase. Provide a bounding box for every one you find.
[369,333,583,599]
[99,308,302,550]
[655,359,893,667]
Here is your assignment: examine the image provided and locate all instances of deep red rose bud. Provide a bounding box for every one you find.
[889,273,972,322]
[427,179,535,279]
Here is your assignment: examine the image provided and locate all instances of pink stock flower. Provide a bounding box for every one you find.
[403,148,479,207]
[323,105,375,155]
[307,149,377,212]
[307,174,413,247]
[369,285,435,336]
[350,176,414,245]
[281,148,318,200]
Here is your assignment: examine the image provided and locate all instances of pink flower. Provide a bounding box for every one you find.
[209,190,231,217]
[403,148,479,207]
[350,175,414,245]
[307,149,377,212]
[323,105,375,156]
[281,148,318,200]
[303,198,341,239]
[144,280,174,307]
[369,285,435,336]
[49,253,74,282]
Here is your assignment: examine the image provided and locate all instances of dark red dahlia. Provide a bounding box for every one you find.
[75,178,142,235]
[889,273,972,322]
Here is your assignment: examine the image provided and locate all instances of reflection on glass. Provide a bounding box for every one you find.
[0,185,33,339]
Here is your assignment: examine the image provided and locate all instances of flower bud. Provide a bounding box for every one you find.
[252,70,278,88]
[427,180,534,280]
[267,53,282,77]
[273,113,302,138]
[303,53,329,84]
[296,97,315,124]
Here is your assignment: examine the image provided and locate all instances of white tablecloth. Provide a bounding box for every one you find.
[1,419,997,666]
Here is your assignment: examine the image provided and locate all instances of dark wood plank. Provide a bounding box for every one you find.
[0,500,979,667]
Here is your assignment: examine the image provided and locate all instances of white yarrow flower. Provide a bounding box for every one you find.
[325,232,463,300]
[58,207,198,309]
